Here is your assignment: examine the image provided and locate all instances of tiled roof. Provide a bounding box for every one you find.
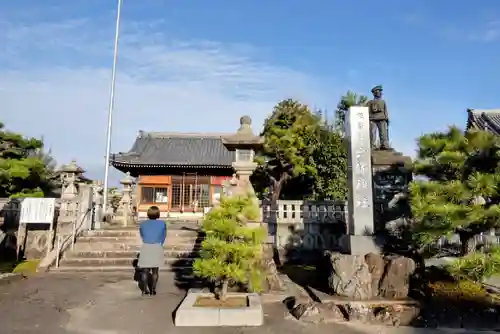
[466,108,500,134]
[111,132,235,168]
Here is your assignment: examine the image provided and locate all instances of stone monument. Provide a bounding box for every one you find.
[342,106,379,255]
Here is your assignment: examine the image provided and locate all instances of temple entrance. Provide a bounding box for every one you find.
[171,174,210,212]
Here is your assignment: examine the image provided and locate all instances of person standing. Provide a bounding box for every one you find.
[138,206,167,296]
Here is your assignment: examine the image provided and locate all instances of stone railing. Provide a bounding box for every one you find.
[260,200,347,250]
[261,200,500,253]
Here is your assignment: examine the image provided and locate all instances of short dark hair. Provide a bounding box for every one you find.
[147,206,160,220]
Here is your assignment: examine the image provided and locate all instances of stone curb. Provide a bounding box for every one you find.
[0,273,24,285]
[344,322,500,334]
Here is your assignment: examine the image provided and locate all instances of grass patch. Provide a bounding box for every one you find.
[0,260,39,275]
[12,260,40,275]
[428,280,495,303]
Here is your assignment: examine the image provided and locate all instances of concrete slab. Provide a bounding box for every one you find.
[174,289,264,327]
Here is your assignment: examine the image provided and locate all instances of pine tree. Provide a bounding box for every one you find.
[410,126,500,256]
[193,194,266,300]
[334,91,369,135]
[0,122,56,198]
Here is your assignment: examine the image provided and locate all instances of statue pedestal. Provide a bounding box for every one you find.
[371,149,412,170]
[372,149,412,233]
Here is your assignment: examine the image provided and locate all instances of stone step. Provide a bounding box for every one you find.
[103,222,201,230]
[50,265,196,273]
[84,229,201,238]
[67,249,200,259]
[71,242,201,252]
[60,256,197,267]
[76,235,203,244]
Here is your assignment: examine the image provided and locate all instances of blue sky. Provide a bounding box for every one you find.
[1,0,500,183]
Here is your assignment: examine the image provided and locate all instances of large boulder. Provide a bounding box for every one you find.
[379,256,416,298]
[327,253,373,300]
[364,252,385,296]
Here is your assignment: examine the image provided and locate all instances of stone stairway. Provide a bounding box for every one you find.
[51,221,204,276]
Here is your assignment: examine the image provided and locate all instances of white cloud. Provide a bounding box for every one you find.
[0,15,331,183]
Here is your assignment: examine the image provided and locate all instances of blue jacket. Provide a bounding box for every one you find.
[139,219,167,245]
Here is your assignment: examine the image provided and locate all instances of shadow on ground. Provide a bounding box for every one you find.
[172,226,206,291]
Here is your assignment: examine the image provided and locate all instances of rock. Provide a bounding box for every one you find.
[346,304,373,323]
[379,256,415,298]
[327,253,373,300]
[290,302,346,324]
[291,302,320,321]
[262,244,285,292]
[364,253,385,296]
[373,305,420,326]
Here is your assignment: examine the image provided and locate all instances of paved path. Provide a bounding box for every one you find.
[0,273,497,334]
[0,272,366,334]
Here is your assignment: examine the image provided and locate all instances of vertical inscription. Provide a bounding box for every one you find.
[345,106,374,235]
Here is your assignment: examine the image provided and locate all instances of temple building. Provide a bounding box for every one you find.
[466,108,500,133]
[111,131,235,218]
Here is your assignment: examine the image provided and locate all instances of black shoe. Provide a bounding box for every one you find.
[150,290,157,296]
[142,291,150,296]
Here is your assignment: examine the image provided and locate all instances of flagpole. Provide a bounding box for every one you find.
[102,0,123,221]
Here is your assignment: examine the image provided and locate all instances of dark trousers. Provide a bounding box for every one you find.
[141,267,159,293]
[370,120,389,149]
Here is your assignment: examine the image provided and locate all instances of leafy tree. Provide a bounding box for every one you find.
[0,122,56,198]
[193,194,266,300]
[334,91,369,135]
[258,99,320,201]
[410,126,500,256]
[313,121,348,200]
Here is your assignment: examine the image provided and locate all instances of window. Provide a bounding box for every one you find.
[171,184,182,208]
[141,187,168,204]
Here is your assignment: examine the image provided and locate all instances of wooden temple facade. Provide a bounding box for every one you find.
[111,131,235,217]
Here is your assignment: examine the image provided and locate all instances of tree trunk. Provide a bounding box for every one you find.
[270,173,288,203]
[459,233,472,256]
[218,278,229,301]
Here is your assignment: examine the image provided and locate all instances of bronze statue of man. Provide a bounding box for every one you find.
[366,85,390,150]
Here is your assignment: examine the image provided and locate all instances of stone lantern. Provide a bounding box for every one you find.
[60,160,84,200]
[221,115,264,198]
[118,172,135,227]
[59,160,84,220]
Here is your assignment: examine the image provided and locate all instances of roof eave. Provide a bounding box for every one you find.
[111,161,233,169]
